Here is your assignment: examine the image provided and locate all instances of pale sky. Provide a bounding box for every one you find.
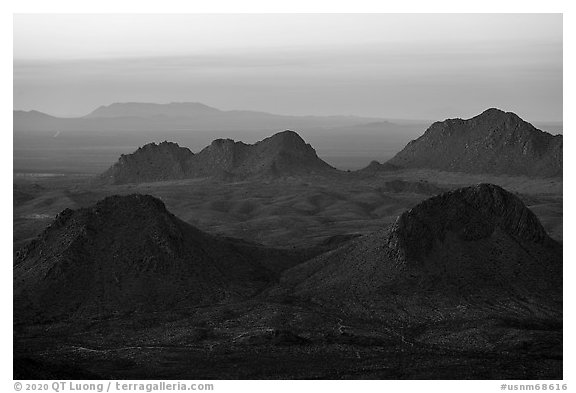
[13,14,562,121]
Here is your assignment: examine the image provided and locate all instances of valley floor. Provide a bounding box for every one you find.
[13,169,563,250]
[14,301,562,379]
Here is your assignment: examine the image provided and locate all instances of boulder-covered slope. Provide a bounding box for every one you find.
[13,194,306,322]
[281,184,562,320]
[387,108,562,178]
[101,130,335,184]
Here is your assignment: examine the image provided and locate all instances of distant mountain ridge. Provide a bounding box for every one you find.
[15,105,563,178]
[14,102,385,133]
[386,108,562,178]
[101,130,335,184]
[85,102,221,118]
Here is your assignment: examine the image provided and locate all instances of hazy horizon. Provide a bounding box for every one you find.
[14,14,562,122]
[12,101,566,128]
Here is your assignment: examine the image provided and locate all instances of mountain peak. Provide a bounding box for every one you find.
[92,194,168,216]
[478,107,507,117]
[271,129,304,139]
[53,194,173,230]
[387,109,562,177]
[208,138,247,150]
[252,130,334,174]
[85,102,220,118]
[102,131,334,184]
[137,140,190,153]
[14,193,295,321]
[13,109,56,119]
[389,183,553,263]
[471,107,523,125]
[101,141,194,184]
[282,183,561,321]
[17,194,180,271]
[357,160,399,173]
[260,130,307,148]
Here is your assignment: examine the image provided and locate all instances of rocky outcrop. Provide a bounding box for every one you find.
[224,130,334,177]
[101,131,335,184]
[357,160,399,174]
[387,108,563,178]
[101,141,195,184]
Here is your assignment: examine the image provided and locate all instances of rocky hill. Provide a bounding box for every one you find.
[101,130,335,184]
[13,194,307,322]
[357,160,399,174]
[281,183,562,321]
[101,141,195,184]
[387,108,562,177]
[193,131,334,177]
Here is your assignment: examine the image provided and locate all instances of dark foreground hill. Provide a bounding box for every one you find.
[387,109,562,178]
[14,184,563,379]
[282,183,562,321]
[13,194,308,322]
[101,130,335,184]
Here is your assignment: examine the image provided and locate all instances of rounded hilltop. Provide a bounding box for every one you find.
[282,183,561,320]
[14,193,311,322]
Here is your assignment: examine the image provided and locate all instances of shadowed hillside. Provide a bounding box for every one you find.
[282,184,562,322]
[13,194,310,322]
